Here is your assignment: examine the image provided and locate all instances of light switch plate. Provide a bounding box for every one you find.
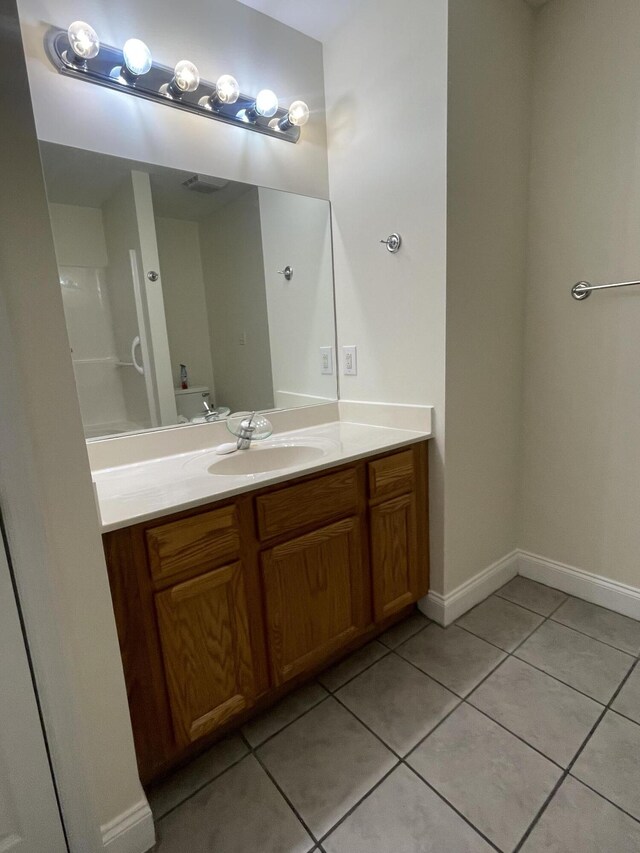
[343,345,357,376]
[320,346,334,375]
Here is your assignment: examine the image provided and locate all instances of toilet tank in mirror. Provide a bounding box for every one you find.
[39,142,338,440]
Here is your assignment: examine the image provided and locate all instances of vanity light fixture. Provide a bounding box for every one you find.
[278,100,309,131]
[199,74,240,111]
[119,38,153,84]
[46,24,309,143]
[165,59,200,99]
[66,21,100,65]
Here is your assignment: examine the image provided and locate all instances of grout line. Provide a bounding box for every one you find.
[493,590,568,620]
[512,637,640,850]
[455,601,634,705]
[152,745,253,822]
[547,614,640,656]
[319,645,394,694]
[315,762,401,846]
[245,685,332,750]
[250,740,320,845]
[463,701,566,771]
[404,762,503,852]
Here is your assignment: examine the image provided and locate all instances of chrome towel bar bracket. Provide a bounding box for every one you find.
[571,279,640,300]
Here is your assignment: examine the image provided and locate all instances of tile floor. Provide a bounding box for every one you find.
[148,577,640,852]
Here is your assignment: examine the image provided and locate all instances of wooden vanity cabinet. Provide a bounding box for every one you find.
[103,441,429,783]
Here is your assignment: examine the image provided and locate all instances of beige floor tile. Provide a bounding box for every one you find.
[408,704,561,852]
[397,623,506,696]
[336,654,458,755]
[496,576,567,616]
[258,697,396,839]
[155,755,313,853]
[552,597,640,654]
[457,596,544,652]
[323,765,493,853]
[572,710,640,821]
[469,657,602,766]
[516,620,634,703]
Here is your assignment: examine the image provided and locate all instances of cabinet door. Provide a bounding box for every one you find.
[262,518,368,685]
[370,493,419,620]
[155,562,255,747]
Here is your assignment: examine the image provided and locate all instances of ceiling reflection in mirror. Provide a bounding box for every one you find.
[39,143,337,440]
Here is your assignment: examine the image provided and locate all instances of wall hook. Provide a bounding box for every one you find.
[278,265,294,281]
[380,233,402,254]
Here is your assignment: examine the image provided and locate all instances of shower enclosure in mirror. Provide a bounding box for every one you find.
[39,143,338,440]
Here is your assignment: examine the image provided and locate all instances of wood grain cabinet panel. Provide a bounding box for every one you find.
[368,450,415,500]
[155,562,256,747]
[370,493,419,620]
[255,468,358,541]
[146,505,239,585]
[261,518,369,685]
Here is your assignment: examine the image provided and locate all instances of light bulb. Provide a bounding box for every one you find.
[67,21,100,62]
[122,38,152,79]
[279,99,310,131]
[168,60,200,97]
[255,89,278,118]
[288,100,310,127]
[215,74,240,105]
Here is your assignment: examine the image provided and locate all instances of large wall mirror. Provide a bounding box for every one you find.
[38,142,338,440]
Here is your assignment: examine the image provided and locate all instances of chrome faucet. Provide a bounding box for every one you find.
[203,401,222,422]
[236,412,257,450]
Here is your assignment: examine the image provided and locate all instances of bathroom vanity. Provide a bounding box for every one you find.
[101,437,429,782]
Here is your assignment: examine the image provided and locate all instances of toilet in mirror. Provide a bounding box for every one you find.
[40,142,338,440]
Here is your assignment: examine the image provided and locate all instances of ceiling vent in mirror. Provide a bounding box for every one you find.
[45,24,311,143]
[182,175,229,194]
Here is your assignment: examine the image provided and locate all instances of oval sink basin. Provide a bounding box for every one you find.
[207,444,326,476]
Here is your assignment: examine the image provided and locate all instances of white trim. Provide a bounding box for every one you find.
[518,551,640,621]
[419,550,519,626]
[101,799,155,853]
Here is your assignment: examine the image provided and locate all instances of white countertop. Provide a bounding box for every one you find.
[94,420,430,532]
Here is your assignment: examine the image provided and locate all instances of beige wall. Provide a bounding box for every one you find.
[155,217,216,393]
[324,0,449,590]
[17,0,329,200]
[444,0,534,592]
[0,2,151,848]
[521,0,640,588]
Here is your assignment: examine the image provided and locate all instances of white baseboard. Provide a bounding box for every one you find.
[101,799,155,853]
[419,550,519,626]
[518,551,640,621]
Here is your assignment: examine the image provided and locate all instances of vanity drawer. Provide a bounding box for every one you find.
[146,505,240,584]
[255,468,358,541]
[368,449,415,500]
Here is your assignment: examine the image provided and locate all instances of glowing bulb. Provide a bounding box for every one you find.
[170,60,200,95]
[255,89,278,118]
[288,100,310,127]
[122,38,152,78]
[215,74,240,105]
[67,21,100,62]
